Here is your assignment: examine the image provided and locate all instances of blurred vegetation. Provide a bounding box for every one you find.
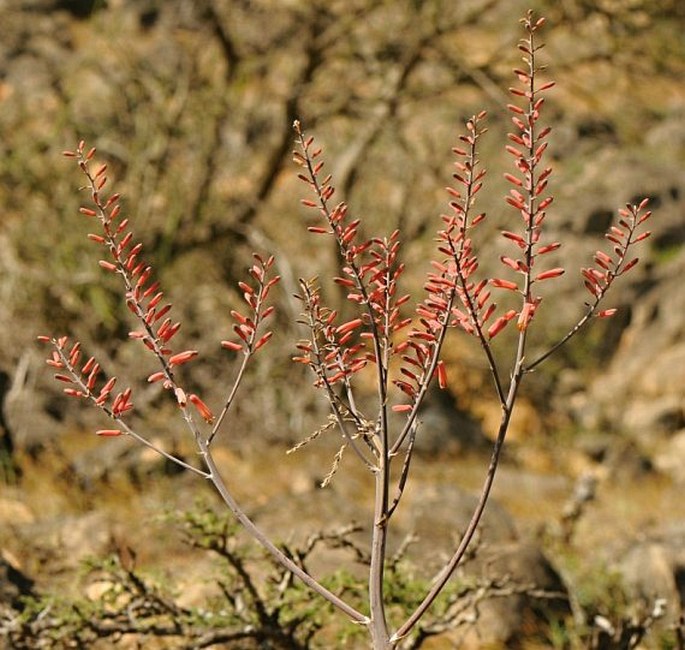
[6,504,329,649]
[5,500,682,648]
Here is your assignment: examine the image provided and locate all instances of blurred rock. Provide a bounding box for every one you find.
[624,396,685,439]
[616,523,685,626]
[405,483,518,566]
[0,497,35,526]
[19,511,112,574]
[0,553,35,609]
[413,387,488,455]
[654,429,685,480]
[459,542,571,649]
[0,369,20,481]
[2,352,70,459]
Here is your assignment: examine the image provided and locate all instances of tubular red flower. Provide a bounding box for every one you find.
[394,380,416,397]
[327,370,346,384]
[517,302,535,332]
[161,322,182,342]
[98,260,117,272]
[534,268,565,281]
[100,377,117,395]
[537,197,553,211]
[168,350,198,366]
[230,310,249,325]
[335,319,363,335]
[504,173,523,186]
[481,303,497,323]
[147,292,163,310]
[436,361,447,390]
[154,304,172,322]
[500,256,522,272]
[491,278,519,291]
[409,330,436,342]
[400,365,418,381]
[254,332,273,351]
[537,242,561,255]
[174,387,187,407]
[189,394,214,423]
[621,258,639,274]
[502,231,526,247]
[487,316,507,339]
[238,281,254,295]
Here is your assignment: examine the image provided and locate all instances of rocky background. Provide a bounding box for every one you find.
[0,0,683,647]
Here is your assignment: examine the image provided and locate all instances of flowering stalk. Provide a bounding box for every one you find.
[209,253,280,445]
[390,110,501,459]
[43,142,367,630]
[41,12,656,650]
[526,199,651,371]
[294,279,377,469]
[393,12,649,642]
[294,120,397,644]
[36,334,208,477]
[58,142,210,437]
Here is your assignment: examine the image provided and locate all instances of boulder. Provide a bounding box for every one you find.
[458,542,571,648]
[616,523,685,627]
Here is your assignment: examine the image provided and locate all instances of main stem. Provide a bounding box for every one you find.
[369,258,394,647]
[369,465,391,648]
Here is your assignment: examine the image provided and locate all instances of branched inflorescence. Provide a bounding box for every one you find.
[288,13,653,644]
[38,335,133,432]
[483,12,562,344]
[582,201,651,311]
[39,141,280,455]
[39,142,208,429]
[39,12,654,649]
[292,121,417,470]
